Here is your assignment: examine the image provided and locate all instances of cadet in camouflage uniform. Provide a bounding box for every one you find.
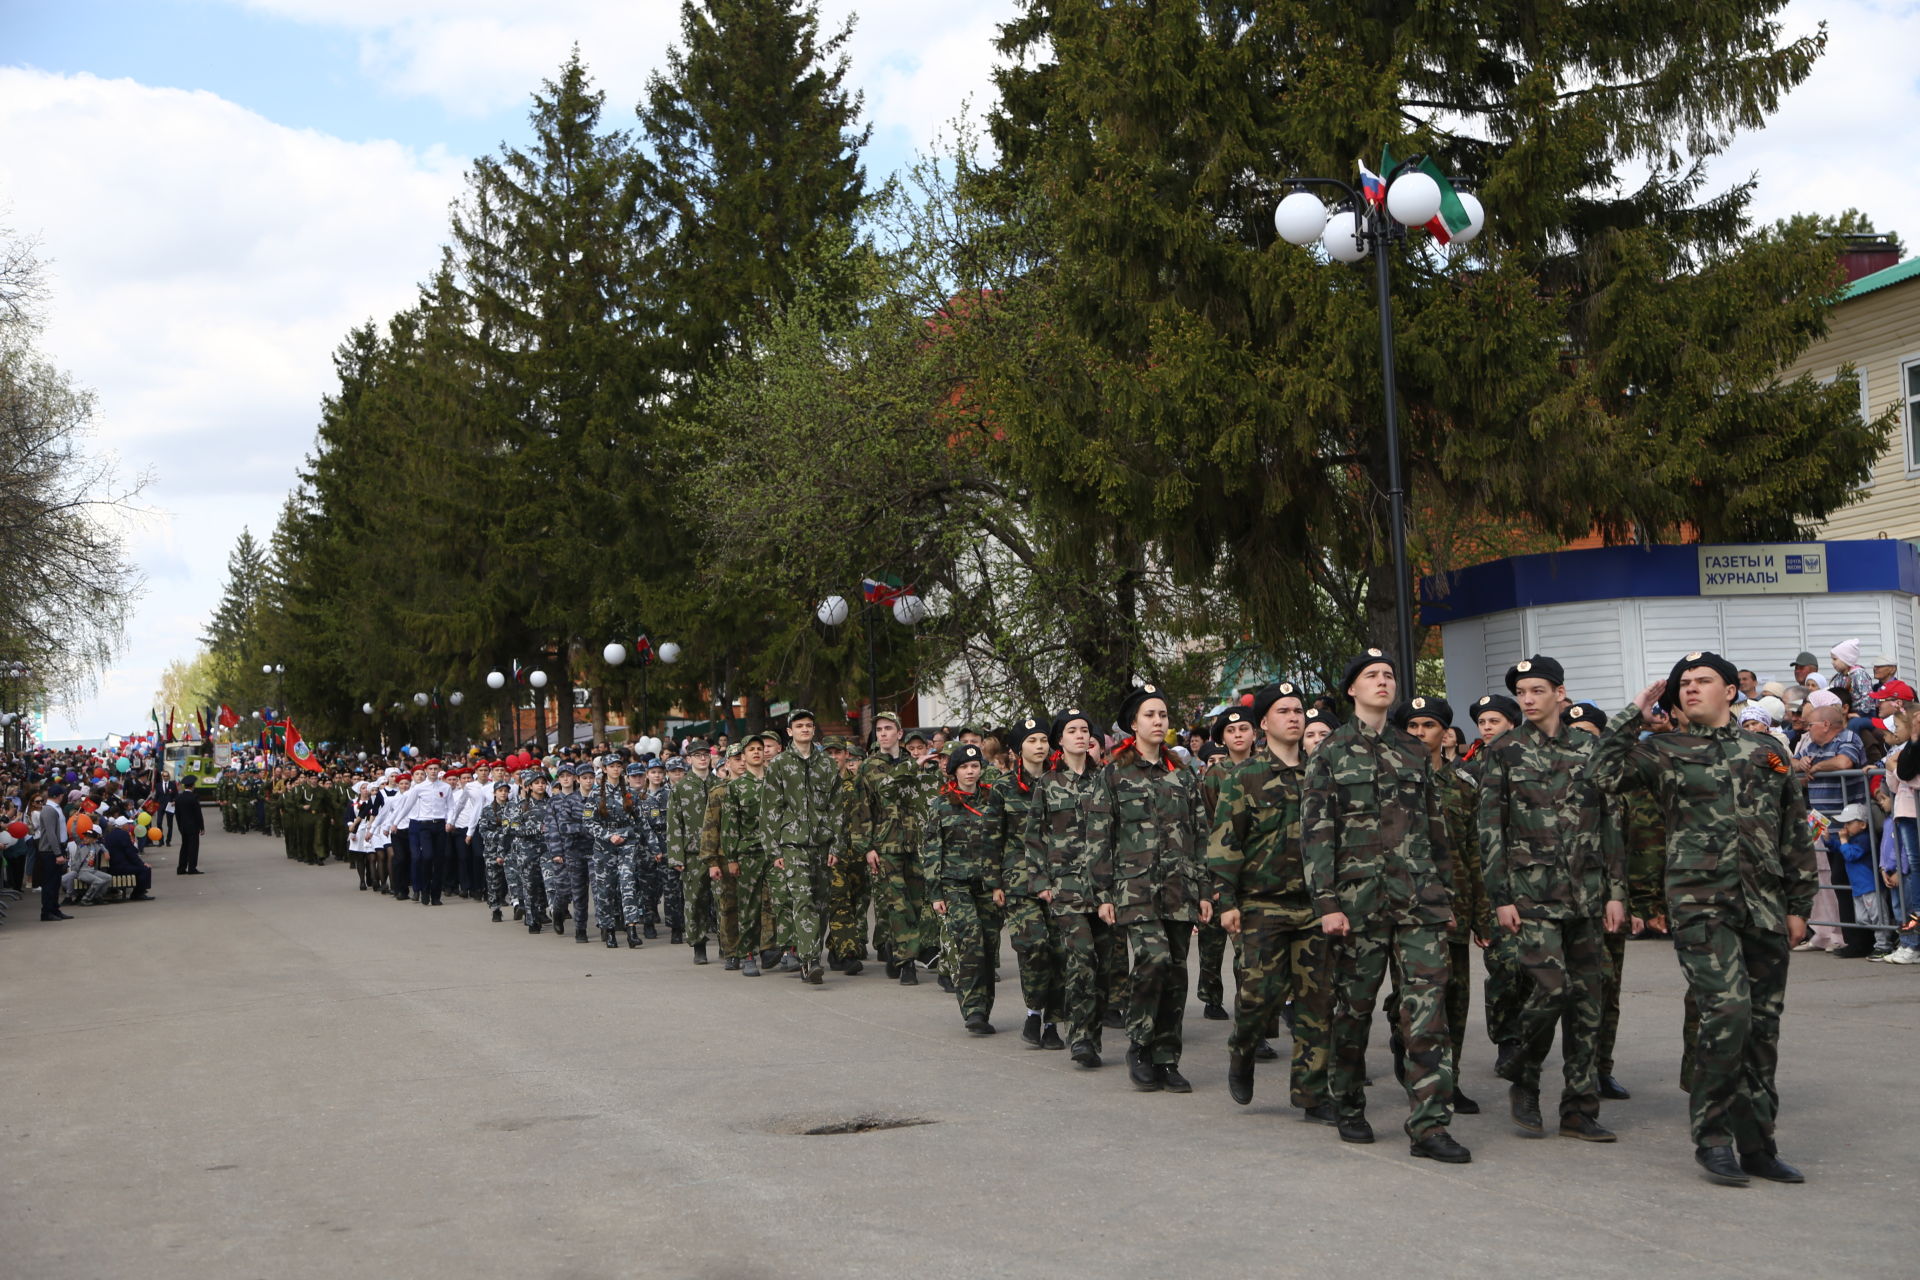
[1028,709,1117,1066]
[1302,649,1469,1163]
[586,761,640,947]
[1105,684,1211,1094]
[1591,652,1817,1186]
[825,737,873,971]
[546,765,589,940]
[476,780,512,921]
[699,747,746,969]
[1467,692,1528,1067]
[639,761,680,942]
[1000,716,1065,1048]
[927,744,1007,1032]
[1479,655,1625,1143]
[1210,682,1332,1119]
[761,710,844,984]
[666,748,720,964]
[511,771,554,933]
[851,713,928,984]
[1568,702,1638,1101]
[1196,706,1259,1022]
[713,734,776,975]
[536,771,576,937]
[1391,696,1491,1115]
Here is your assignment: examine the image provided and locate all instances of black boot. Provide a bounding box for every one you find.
[491,907,502,923]
[1127,1044,1161,1092]
[1410,1130,1472,1163]
[1696,1145,1751,1186]
[1508,1085,1544,1135]
[693,941,709,965]
[1039,1023,1065,1051]
[575,926,590,944]
[627,925,642,948]
[1452,1087,1481,1115]
[1228,1051,1254,1105]
[603,929,618,948]
[643,922,658,939]
[1021,1013,1044,1047]
[1738,1145,1804,1183]
[1070,1041,1101,1068]
[898,959,918,986]
[670,928,684,945]
[1254,1038,1280,1062]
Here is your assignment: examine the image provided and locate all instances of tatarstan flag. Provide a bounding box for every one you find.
[1382,145,1471,244]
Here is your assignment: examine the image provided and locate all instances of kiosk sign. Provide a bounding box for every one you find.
[1698,543,1828,595]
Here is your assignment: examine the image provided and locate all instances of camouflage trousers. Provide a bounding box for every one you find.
[1680,988,1702,1092]
[681,861,717,947]
[1055,909,1118,1049]
[1673,916,1789,1152]
[1003,895,1063,1019]
[591,849,629,930]
[1594,930,1627,1076]
[483,851,509,910]
[777,843,832,962]
[1195,919,1235,1007]
[507,846,541,915]
[1232,903,1331,1109]
[1329,921,1454,1139]
[1389,938,1472,1073]
[827,855,872,961]
[647,855,684,931]
[1500,915,1607,1121]
[938,879,1003,1021]
[1119,919,1194,1067]
[736,852,782,957]
[1483,930,1528,1049]
[870,849,925,966]
[559,847,590,926]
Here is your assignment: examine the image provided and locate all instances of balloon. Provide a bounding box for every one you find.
[93,766,107,778]
[5,821,26,839]
[136,812,151,828]
[115,756,131,773]
[69,814,93,836]
[148,826,164,843]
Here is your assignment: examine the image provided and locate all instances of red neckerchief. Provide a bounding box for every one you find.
[943,781,986,815]
[1013,762,1034,793]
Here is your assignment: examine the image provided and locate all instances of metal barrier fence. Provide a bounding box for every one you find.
[1804,763,1912,948]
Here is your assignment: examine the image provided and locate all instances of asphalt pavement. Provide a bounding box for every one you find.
[1,825,1910,1279]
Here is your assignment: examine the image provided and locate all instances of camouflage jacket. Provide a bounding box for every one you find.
[998,765,1048,898]
[848,744,921,855]
[708,772,770,865]
[1619,786,1667,922]
[926,782,1007,886]
[761,745,844,849]
[506,795,552,861]
[637,786,670,861]
[1302,719,1454,929]
[1478,719,1623,920]
[475,799,509,861]
[666,770,720,868]
[551,788,586,844]
[1025,763,1113,915]
[1104,753,1207,926]
[581,785,635,855]
[1435,761,1491,943]
[1206,746,1313,925]
[1589,707,1818,932]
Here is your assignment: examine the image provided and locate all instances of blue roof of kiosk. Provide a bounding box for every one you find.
[1420,540,1920,625]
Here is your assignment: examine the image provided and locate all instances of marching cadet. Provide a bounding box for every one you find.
[1302,649,1469,1164]
[1391,695,1491,1114]
[1591,653,1816,1187]
[586,760,638,948]
[1000,716,1065,1049]
[927,743,1007,1033]
[1465,692,1526,1067]
[699,745,748,970]
[825,736,873,973]
[1196,706,1258,1022]
[512,769,554,934]
[1479,655,1625,1144]
[1105,684,1211,1094]
[1027,709,1116,1066]
[552,764,592,942]
[1210,682,1333,1121]
[666,749,721,964]
[853,714,928,985]
[715,733,776,976]
[477,780,512,921]
[1567,702,1637,1101]
[762,710,844,985]
[640,758,679,943]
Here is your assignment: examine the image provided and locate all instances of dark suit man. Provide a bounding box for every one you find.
[175,778,206,873]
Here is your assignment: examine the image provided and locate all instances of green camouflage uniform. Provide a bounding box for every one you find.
[926,781,1007,1020]
[1479,719,1623,1122]
[761,743,845,967]
[1194,756,1242,1009]
[1620,784,1679,1082]
[668,767,721,950]
[1207,745,1330,1107]
[1434,763,1491,1073]
[849,747,928,969]
[1303,719,1457,1139]
[705,772,774,961]
[1027,762,1116,1051]
[826,763,873,963]
[999,764,1062,1025]
[1104,752,1207,1068]
[1590,707,1817,1152]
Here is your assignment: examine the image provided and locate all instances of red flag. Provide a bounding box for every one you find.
[166,707,177,744]
[218,704,240,729]
[197,708,210,742]
[283,720,323,773]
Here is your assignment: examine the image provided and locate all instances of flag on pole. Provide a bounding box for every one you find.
[861,576,911,606]
[1380,145,1472,244]
[283,720,323,773]
[1357,158,1387,208]
[218,703,240,728]
[166,707,177,744]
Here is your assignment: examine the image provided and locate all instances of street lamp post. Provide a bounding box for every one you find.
[261,663,285,719]
[1270,157,1484,678]
[0,660,28,751]
[603,635,680,750]
[817,587,927,741]
[486,670,510,751]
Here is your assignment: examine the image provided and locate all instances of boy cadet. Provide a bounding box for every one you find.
[1566,702,1637,1101]
[1479,655,1626,1143]
[1195,706,1258,1022]
[1209,682,1333,1121]
[762,710,845,985]
[1302,649,1468,1164]
[853,713,928,985]
[1591,652,1816,1187]
[666,747,720,964]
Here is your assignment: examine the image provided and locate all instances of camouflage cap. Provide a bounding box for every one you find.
[872,711,902,729]
[725,743,744,759]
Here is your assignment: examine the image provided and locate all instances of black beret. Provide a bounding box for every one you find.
[946,743,984,776]
[1115,683,1169,733]
[1470,693,1522,726]
[1210,706,1255,743]
[1662,650,1739,710]
[1010,715,1049,745]
[1340,649,1396,697]
[1251,681,1306,725]
[1391,695,1455,730]
[1049,708,1093,747]
[1303,707,1340,729]
[1504,654,1566,693]
[1566,703,1608,730]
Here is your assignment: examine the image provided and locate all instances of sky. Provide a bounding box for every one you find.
[1,0,1913,737]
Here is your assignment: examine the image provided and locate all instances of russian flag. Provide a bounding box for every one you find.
[1357,158,1387,208]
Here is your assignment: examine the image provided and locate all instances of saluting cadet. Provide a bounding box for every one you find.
[1591,653,1817,1187]
[1302,650,1469,1164]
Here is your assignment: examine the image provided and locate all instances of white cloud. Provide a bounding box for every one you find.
[0,69,465,736]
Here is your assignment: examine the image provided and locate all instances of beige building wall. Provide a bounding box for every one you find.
[1788,270,1920,539]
